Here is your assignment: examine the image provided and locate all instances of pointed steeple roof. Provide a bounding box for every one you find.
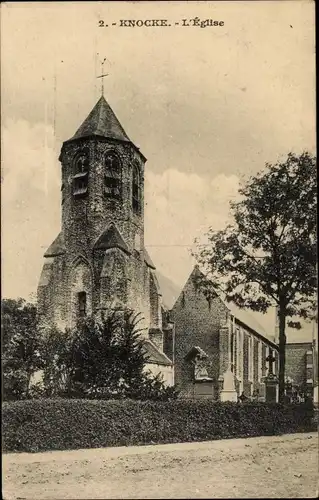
[94,224,131,255]
[69,96,131,143]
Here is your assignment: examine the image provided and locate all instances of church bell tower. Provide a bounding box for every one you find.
[37,93,157,331]
[37,86,173,385]
[59,95,146,257]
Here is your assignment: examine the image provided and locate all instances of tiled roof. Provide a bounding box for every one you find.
[190,267,274,340]
[94,224,130,254]
[227,302,269,339]
[69,96,131,143]
[44,233,66,257]
[143,339,172,366]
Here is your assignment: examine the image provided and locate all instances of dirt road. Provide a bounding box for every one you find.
[3,433,318,499]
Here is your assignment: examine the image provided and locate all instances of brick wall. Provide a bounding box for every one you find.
[171,267,278,401]
[285,342,313,387]
[171,269,228,399]
[60,138,145,254]
[229,325,273,399]
[37,124,165,344]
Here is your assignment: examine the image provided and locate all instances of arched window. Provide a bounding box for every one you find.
[78,291,87,318]
[73,150,89,197]
[104,152,121,199]
[75,153,89,174]
[132,165,141,213]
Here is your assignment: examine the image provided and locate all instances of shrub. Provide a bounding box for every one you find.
[2,399,316,453]
[39,310,178,402]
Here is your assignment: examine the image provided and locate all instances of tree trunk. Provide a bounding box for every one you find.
[278,308,287,403]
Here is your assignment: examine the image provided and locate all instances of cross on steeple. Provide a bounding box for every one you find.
[96,56,109,96]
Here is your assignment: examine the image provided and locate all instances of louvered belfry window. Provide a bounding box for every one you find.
[104,152,121,199]
[73,151,89,197]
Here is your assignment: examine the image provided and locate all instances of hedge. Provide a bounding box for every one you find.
[2,399,316,453]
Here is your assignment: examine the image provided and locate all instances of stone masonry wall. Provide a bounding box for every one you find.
[38,133,162,338]
[285,342,312,387]
[171,267,277,401]
[171,271,228,399]
[60,138,145,254]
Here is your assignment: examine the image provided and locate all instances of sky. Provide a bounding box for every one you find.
[1,1,316,341]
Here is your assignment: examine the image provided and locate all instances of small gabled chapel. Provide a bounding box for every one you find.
[37,94,173,385]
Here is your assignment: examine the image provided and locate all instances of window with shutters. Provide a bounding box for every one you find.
[104,152,121,199]
[73,150,89,197]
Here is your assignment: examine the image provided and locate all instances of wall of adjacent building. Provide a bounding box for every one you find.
[144,363,174,387]
[171,271,228,399]
[171,268,279,401]
[285,342,313,387]
[232,322,277,399]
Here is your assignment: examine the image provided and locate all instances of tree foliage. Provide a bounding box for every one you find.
[193,152,317,401]
[41,309,178,401]
[2,298,42,400]
[2,299,178,402]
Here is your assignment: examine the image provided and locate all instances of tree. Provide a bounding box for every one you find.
[193,152,317,402]
[39,325,77,398]
[41,308,178,401]
[2,298,43,400]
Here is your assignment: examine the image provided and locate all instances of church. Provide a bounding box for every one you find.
[169,266,279,401]
[37,91,316,402]
[37,94,174,386]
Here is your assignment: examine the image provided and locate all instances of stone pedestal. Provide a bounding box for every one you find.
[194,380,214,400]
[220,366,238,402]
[264,374,279,402]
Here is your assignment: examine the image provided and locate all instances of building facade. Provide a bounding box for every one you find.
[285,342,313,388]
[285,339,317,401]
[170,267,279,401]
[37,95,173,385]
[36,93,316,401]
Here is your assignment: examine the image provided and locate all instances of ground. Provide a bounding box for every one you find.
[3,433,318,499]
